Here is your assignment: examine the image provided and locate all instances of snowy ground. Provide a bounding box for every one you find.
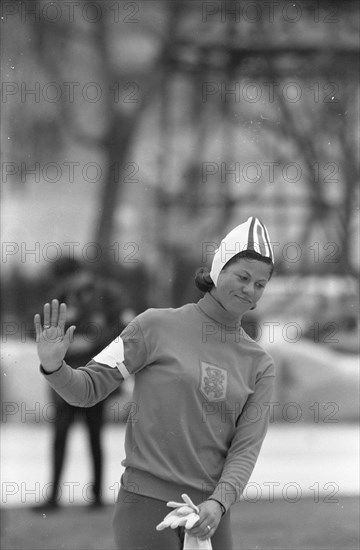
[1,422,358,508]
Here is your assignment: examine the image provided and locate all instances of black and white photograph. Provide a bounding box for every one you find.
[1,1,359,549]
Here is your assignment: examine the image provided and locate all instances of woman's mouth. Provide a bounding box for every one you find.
[235,295,252,304]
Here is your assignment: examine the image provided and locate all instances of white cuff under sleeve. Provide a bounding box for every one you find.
[92,338,130,380]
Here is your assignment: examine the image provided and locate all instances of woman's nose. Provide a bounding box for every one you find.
[242,282,255,296]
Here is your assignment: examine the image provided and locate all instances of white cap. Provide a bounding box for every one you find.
[210,217,274,286]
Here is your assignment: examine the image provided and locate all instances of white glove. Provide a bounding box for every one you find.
[156,494,212,550]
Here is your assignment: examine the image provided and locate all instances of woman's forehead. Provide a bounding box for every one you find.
[226,257,272,279]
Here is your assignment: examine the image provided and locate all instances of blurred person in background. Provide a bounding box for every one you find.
[34,217,275,549]
[34,258,133,511]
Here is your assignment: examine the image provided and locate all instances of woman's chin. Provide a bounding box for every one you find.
[226,302,250,316]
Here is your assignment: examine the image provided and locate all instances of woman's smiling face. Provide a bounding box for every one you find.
[211,257,272,316]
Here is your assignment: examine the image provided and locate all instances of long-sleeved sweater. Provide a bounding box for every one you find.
[41,292,275,511]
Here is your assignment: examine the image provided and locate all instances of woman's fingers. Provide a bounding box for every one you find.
[58,302,67,333]
[50,299,59,326]
[43,302,51,327]
[37,300,66,336]
[187,500,222,540]
[34,313,41,341]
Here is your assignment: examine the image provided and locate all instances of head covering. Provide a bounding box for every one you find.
[210,216,274,286]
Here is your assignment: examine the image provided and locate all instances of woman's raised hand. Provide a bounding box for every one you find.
[34,299,76,373]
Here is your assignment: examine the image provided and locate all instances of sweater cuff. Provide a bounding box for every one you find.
[207,497,226,516]
[39,361,73,388]
[209,482,237,512]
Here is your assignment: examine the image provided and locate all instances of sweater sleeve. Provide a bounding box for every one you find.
[40,359,123,407]
[40,316,149,407]
[209,361,275,511]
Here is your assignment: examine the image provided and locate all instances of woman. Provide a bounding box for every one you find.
[34,216,275,550]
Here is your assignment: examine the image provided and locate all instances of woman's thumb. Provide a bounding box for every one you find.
[64,325,76,347]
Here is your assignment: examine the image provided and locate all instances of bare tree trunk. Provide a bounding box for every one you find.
[94,2,186,270]
[94,117,135,261]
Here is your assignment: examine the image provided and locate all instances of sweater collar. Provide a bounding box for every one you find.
[196,291,242,326]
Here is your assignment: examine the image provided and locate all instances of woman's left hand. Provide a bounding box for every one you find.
[186,499,223,540]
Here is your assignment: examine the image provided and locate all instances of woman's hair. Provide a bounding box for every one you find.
[194,250,274,293]
[194,267,214,292]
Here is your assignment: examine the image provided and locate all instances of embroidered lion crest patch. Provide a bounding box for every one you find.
[199,361,228,402]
